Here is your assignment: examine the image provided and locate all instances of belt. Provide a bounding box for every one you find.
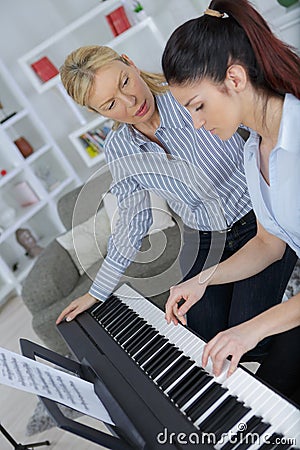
[200,210,254,235]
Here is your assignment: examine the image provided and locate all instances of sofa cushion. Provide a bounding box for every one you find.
[103,191,175,234]
[57,170,112,230]
[56,207,110,275]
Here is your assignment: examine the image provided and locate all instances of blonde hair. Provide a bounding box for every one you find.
[60,45,168,117]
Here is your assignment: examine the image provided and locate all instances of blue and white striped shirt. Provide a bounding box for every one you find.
[89,91,252,301]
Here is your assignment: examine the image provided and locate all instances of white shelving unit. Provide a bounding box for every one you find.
[0,58,81,304]
[18,0,166,168]
[68,116,111,167]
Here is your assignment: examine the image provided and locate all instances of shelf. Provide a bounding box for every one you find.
[109,16,165,51]
[1,109,28,130]
[0,200,47,245]
[0,55,80,304]
[0,69,23,122]
[0,261,15,294]
[5,114,46,155]
[49,176,75,199]
[0,204,64,283]
[0,166,23,190]
[31,148,74,193]
[0,283,17,305]
[69,116,112,167]
[18,0,126,93]
[0,128,23,175]
[0,144,51,191]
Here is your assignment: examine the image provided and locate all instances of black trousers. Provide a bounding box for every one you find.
[256,326,300,407]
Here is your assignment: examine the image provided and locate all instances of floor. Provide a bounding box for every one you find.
[0,295,109,450]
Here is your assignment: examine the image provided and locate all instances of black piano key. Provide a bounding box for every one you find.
[199,395,239,429]
[135,336,169,365]
[90,300,112,318]
[250,420,272,437]
[97,302,127,325]
[206,400,250,441]
[149,348,183,380]
[142,342,176,372]
[133,333,165,359]
[185,382,227,423]
[214,409,251,443]
[101,303,129,327]
[157,357,195,390]
[115,315,143,342]
[117,317,147,344]
[167,366,206,401]
[109,319,147,342]
[230,420,271,450]
[220,415,263,450]
[257,433,289,450]
[92,295,121,319]
[125,327,158,354]
[144,344,181,379]
[106,309,138,335]
[176,373,213,408]
[104,306,138,326]
[111,310,139,338]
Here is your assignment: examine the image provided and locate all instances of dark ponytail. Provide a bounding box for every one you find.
[162,0,300,99]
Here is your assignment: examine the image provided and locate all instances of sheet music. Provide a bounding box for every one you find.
[0,346,114,425]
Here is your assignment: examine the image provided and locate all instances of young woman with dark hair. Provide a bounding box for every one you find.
[162,0,300,404]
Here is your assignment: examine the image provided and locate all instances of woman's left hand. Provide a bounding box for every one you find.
[202,323,260,377]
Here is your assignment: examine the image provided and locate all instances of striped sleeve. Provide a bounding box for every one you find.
[89,163,153,301]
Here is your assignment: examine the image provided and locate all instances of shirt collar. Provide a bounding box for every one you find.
[276,94,300,153]
[245,94,299,158]
[156,90,187,130]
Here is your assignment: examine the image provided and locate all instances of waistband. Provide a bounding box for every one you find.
[200,209,255,235]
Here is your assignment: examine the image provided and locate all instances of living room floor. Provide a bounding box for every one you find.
[0,295,108,450]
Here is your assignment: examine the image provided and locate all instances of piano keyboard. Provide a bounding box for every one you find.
[90,284,300,449]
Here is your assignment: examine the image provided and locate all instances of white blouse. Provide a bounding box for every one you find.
[244,94,300,257]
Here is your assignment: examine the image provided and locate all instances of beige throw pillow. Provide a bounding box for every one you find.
[56,207,111,275]
[103,192,175,234]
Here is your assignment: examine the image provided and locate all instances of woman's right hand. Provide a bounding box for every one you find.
[165,274,209,326]
[56,292,98,324]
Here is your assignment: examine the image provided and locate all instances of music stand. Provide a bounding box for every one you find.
[0,422,50,449]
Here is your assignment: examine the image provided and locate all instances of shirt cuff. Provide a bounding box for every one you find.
[89,258,124,301]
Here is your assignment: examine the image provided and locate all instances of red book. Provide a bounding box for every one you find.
[31,57,59,82]
[105,14,118,37]
[108,6,131,36]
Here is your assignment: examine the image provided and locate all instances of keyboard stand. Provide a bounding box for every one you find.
[0,422,50,450]
[20,339,145,450]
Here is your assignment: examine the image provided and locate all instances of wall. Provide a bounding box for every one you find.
[0,0,299,181]
[0,0,207,181]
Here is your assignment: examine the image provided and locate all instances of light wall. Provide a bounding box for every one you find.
[0,0,299,180]
[0,0,207,180]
